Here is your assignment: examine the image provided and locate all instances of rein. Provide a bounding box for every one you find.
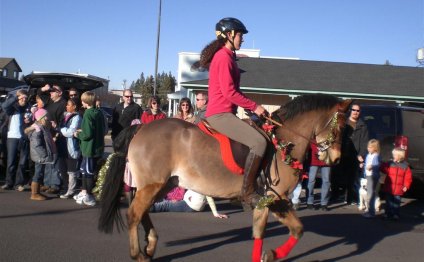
[263,111,339,152]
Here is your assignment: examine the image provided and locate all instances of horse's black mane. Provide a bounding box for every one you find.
[273,94,340,121]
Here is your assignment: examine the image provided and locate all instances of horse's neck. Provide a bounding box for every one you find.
[279,116,317,162]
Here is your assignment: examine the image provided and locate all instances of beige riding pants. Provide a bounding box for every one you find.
[206,113,266,157]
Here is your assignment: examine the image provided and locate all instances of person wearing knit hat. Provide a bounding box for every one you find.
[25,108,56,201]
[34,108,48,121]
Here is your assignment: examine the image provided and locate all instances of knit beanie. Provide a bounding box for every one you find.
[34,108,48,121]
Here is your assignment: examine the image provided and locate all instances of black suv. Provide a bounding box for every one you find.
[360,105,424,198]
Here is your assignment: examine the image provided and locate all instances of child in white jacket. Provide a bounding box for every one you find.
[59,98,82,199]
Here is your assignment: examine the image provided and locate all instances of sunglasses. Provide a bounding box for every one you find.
[151,102,158,105]
[351,109,360,112]
[124,95,133,98]
[196,98,205,101]
[69,94,77,97]
[181,104,190,107]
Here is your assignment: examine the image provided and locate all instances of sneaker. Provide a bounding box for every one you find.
[46,187,59,194]
[363,212,375,218]
[307,204,314,210]
[1,184,13,190]
[82,194,96,206]
[74,192,86,203]
[40,185,50,192]
[292,203,300,211]
[321,205,329,211]
[60,192,74,199]
[15,185,25,192]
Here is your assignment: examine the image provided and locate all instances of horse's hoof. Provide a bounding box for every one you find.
[261,250,275,262]
[136,255,151,262]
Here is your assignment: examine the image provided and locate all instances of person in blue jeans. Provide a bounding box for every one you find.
[151,189,228,219]
[307,143,331,211]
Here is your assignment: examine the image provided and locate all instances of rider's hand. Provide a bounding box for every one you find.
[254,105,267,117]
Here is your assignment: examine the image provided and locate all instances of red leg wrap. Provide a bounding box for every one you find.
[252,238,263,262]
[274,235,298,259]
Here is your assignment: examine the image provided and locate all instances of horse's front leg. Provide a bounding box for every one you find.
[262,198,303,262]
[251,207,269,262]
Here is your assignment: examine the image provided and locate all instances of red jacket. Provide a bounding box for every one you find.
[309,143,329,167]
[141,110,166,124]
[380,161,412,196]
[205,47,257,117]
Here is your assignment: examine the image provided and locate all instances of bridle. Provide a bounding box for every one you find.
[314,111,340,152]
[264,110,340,153]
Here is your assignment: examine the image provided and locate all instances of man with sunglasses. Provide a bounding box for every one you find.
[111,89,142,141]
[333,103,369,205]
[194,91,208,125]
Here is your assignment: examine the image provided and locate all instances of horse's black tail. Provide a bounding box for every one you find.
[98,124,141,234]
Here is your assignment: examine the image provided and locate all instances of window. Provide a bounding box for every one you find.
[2,69,7,77]
[14,71,19,79]
[361,107,397,139]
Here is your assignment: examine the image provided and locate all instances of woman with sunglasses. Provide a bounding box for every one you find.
[173,97,195,123]
[199,17,267,210]
[141,96,166,124]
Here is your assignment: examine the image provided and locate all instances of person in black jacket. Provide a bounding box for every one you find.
[332,103,369,204]
[38,84,67,194]
[111,89,142,141]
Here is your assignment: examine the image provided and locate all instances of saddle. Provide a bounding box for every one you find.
[198,119,271,175]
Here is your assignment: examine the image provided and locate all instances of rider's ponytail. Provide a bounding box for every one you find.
[199,39,225,68]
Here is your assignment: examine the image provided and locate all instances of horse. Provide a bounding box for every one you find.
[98,94,351,262]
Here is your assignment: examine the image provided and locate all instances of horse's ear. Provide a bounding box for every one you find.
[338,99,352,113]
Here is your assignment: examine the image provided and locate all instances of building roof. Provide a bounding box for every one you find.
[182,57,424,103]
[0,58,22,72]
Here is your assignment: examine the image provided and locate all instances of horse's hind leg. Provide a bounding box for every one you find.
[127,183,163,261]
[262,199,303,262]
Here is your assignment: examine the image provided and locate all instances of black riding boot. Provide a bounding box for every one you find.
[241,151,263,211]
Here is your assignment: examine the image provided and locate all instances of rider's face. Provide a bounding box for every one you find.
[226,31,244,50]
[233,32,244,50]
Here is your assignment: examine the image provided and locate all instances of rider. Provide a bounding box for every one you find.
[200,17,267,210]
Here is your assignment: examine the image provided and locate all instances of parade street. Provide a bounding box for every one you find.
[0,187,423,262]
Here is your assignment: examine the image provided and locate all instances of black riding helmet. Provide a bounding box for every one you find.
[215,17,248,39]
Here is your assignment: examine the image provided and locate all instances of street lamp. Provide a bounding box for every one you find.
[153,0,162,96]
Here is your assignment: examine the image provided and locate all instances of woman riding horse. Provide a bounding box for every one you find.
[200,17,267,210]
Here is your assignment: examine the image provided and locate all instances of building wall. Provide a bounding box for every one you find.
[1,61,21,79]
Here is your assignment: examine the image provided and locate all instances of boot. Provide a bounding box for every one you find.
[241,152,263,210]
[60,172,77,199]
[30,182,47,201]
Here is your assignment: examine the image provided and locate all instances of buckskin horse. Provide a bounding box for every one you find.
[98,94,350,262]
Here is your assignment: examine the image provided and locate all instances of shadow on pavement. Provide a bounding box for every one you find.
[155,200,424,262]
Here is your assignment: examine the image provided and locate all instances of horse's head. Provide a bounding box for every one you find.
[314,99,351,165]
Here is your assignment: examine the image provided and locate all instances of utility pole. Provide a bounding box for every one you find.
[153,0,162,96]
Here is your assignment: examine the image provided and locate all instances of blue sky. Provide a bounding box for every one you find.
[1,0,423,89]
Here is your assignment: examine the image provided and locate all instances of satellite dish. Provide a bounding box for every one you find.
[417,48,424,65]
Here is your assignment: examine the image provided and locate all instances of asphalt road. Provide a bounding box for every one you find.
[1,186,423,262]
[1,136,423,261]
